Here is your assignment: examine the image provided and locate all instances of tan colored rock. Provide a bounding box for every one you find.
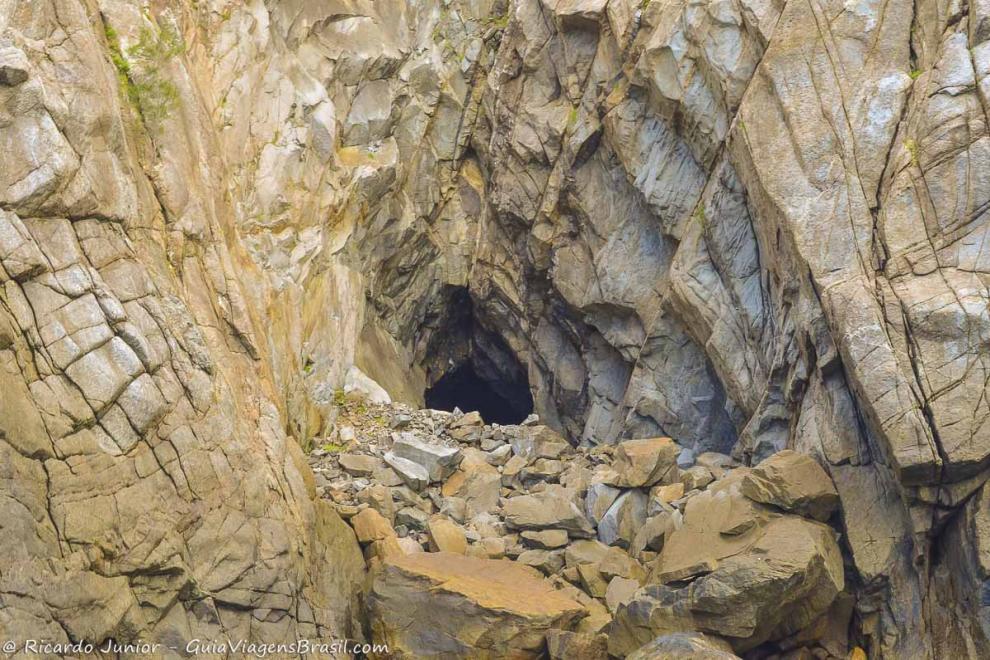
[741,450,839,521]
[339,453,380,476]
[577,562,609,598]
[546,629,608,659]
[351,508,396,544]
[442,457,502,514]
[427,516,468,554]
[652,482,686,503]
[599,490,648,548]
[626,632,740,659]
[599,546,646,583]
[503,492,596,537]
[614,515,844,654]
[369,553,587,658]
[680,465,714,491]
[605,438,681,488]
[358,484,397,524]
[605,576,640,614]
[630,512,679,557]
[522,529,570,549]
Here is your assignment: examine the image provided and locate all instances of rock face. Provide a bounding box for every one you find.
[2,0,989,657]
[368,552,586,658]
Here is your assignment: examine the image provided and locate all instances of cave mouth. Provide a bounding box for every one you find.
[420,286,534,426]
[425,362,533,425]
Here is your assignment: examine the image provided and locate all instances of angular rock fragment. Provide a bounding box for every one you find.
[598,490,648,548]
[369,553,587,658]
[741,450,839,521]
[504,493,596,538]
[390,432,463,481]
[604,438,680,488]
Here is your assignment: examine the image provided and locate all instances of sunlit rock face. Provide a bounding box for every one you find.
[1,0,990,656]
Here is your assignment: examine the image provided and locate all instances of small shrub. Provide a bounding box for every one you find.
[105,20,184,129]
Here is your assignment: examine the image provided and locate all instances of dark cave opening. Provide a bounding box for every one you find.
[425,362,533,425]
[421,286,534,425]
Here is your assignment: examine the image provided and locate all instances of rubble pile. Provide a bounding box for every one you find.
[309,397,857,659]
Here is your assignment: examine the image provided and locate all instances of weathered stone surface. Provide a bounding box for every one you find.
[384,452,430,491]
[504,492,596,537]
[614,515,844,654]
[3,0,989,655]
[352,508,396,544]
[741,450,839,521]
[369,553,587,658]
[599,490,648,549]
[390,433,463,482]
[546,629,608,660]
[427,515,468,554]
[340,454,381,477]
[585,482,622,524]
[626,632,740,660]
[605,438,681,488]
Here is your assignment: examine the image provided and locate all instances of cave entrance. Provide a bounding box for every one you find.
[426,363,532,425]
[421,287,534,425]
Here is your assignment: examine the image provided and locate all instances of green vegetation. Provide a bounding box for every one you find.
[567,105,578,129]
[693,204,707,224]
[320,441,346,453]
[333,388,347,406]
[104,21,184,129]
[909,68,923,80]
[905,138,919,167]
[485,12,510,30]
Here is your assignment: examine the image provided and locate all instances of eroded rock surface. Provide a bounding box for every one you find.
[1,0,989,657]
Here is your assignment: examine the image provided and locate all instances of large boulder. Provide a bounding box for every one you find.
[369,552,587,658]
[503,492,596,537]
[390,432,463,482]
[604,438,681,488]
[611,514,844,654]
[627,632,740,659]
[441,450,502,514]
[741,450,840,521]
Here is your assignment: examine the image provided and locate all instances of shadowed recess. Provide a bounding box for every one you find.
[425,362,533,425]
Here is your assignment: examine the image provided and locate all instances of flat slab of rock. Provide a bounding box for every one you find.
[503,492,596,537]
[369,552,587,658]
[383,451,429,491]
[390,432,463,481]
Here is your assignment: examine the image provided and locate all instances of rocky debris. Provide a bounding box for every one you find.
[611,480,845,655]
[626,632,741,659]
[309,398,854,658]
[368,552,587,658]
[5,0,986,654]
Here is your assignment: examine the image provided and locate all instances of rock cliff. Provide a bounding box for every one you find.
[1,0,989,657]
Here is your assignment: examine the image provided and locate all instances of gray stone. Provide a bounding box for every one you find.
[390,432,463,482]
